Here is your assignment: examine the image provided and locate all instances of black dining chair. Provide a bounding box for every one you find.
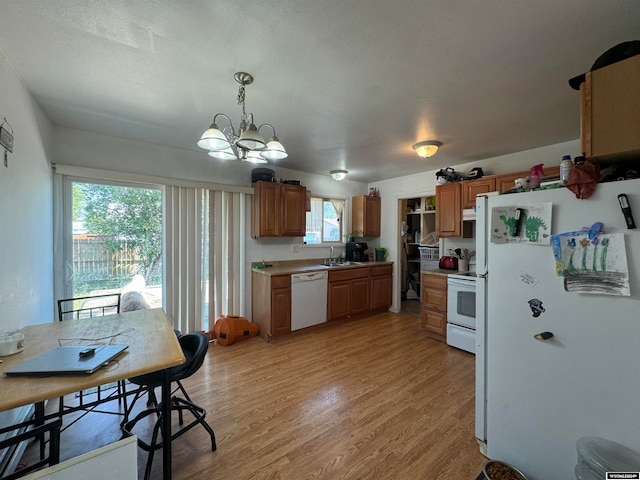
[56,293,127,425]
[121,332,216,480]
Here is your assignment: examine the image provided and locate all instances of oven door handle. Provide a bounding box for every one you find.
[447,278,476,289]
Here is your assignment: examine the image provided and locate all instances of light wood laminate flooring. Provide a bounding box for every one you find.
[21,311,485,479]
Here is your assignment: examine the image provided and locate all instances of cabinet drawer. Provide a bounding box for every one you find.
[329,267,370,282]
[422,287,447,312]
[371,264,392,276]
[271,275,291,289]
[422,274,447,290]
[422,308,446,336]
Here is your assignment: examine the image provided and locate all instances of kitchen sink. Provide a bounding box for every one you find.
[317,261,362,268]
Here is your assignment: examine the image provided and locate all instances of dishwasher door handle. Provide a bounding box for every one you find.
[291,271,328,283]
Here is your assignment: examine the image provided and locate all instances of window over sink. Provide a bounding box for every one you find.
[304,197,345,245]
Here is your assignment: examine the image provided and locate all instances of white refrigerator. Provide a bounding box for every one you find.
[475,178,640,479]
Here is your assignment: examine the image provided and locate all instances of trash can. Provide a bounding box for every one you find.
[576,437,640,479]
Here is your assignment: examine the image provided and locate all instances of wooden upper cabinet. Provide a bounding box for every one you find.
[280,184,307,236]
[436,183,462,237]
[580,55,640,159]
[495,172,526,193]
[252,181,280,236]
[252,181,306,237]
[462,178,496,208]
[495,166,561,193]
[352,195,380,237]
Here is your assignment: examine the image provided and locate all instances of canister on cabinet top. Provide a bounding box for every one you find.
[560,155,573,184]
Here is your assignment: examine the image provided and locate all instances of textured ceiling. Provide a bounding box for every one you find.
[0,1,638,182]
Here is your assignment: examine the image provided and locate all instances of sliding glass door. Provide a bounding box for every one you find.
[60,178,163,307]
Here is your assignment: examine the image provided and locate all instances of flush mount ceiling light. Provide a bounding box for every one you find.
[413,140,442,158]
[330,170,348,181]
[197,72,287,162]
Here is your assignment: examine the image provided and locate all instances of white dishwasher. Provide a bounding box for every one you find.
[291,271,328,331]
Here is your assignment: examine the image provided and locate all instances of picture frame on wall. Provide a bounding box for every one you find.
[0,124,13,153]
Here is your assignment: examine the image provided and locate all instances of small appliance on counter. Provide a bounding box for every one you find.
[346,242,368,262]
[439,255,458,270]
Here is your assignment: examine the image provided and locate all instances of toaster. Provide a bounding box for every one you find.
[439,256,458,270]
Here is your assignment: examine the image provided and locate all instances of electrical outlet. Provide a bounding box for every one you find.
[292,245,300,253]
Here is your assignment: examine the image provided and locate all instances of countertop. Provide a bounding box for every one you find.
[421,268,473,277]
[252,259,394,276]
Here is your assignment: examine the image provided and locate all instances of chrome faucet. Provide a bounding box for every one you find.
[330,246,334,262]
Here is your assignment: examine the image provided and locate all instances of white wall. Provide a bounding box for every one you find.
[370,139,582,311]
[0,52,53,331]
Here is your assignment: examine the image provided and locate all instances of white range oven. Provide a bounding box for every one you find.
[446,273,477,354]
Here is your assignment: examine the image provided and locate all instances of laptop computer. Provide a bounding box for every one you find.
[4,344,128,376]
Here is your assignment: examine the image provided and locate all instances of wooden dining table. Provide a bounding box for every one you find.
[0,308,185,480]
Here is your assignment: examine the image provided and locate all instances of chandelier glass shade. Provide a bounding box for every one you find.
[197,72,287,162]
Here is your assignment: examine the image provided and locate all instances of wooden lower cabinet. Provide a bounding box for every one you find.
[370,264,393,310]
[421,273,447,342]
[253,264,393,340]
[252,273,291,341]
[328,268,371,321]
[328,280,350,320]
[271,276,292,336]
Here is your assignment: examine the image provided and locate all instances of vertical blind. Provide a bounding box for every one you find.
[165,187,246,334]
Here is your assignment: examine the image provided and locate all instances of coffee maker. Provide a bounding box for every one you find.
[346,242,368,262]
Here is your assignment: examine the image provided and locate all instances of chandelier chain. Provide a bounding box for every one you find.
[237,85,246,119]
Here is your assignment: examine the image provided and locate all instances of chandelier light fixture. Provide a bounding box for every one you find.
[413,140,442,158]
[197,72,287,163]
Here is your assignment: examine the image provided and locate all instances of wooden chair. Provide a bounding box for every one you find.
[56,293,127,426]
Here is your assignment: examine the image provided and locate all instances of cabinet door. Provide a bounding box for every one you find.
[495,171,527,193]
[328,281,350,320]
[582,55,640,158]
[363,195,381,236]
[422,307,447,337]
[462,178,496,209]
[350,277,370,315]
[271,284,291,336]
[370,273,392,310]
[436,183,462,237]
[422,274,447,312]
[352,195,381,237]
[281,184,306,236]
[252,181,280,237]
